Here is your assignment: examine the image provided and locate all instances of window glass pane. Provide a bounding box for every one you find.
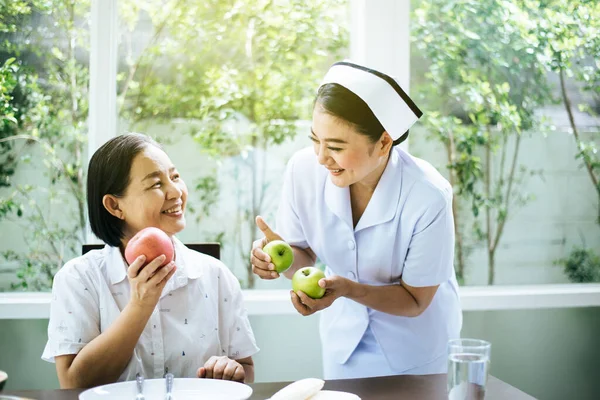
[410,0,600,285]
[0,1,91,291]
[117,0,349,288]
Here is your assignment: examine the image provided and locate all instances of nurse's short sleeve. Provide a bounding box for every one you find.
[276,155,309,248]
[41,264,100,363]
[218,265,259,360]
[401,195,455,287]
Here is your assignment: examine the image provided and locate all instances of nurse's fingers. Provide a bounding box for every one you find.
[251,246,272,266]
[252,263,279,279]
[296,290,319,309]
[251,247,279,279]
[255,215,281,242]
[290,290,313,316]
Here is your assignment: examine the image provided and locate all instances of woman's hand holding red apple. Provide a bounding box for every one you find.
[291,275,352,316]
[250,216,284,280]
[127,254,177,311]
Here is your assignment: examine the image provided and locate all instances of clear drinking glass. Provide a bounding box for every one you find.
[447,338,491,400]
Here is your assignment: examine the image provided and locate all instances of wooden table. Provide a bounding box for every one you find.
[3,374,536,400]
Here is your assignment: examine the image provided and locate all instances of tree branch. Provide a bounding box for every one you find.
[493,133,521,254]
[559,67,599,194]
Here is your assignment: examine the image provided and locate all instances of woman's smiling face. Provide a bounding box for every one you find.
[110,144,188,242]
[310,104,391,188]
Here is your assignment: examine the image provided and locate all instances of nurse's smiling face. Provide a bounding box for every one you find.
[311,104,392,189]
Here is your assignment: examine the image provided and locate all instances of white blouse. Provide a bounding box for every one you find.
[42,237,259,380]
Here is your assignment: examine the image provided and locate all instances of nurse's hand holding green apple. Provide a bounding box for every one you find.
[290,272,354,317]
[251,216,346,313]
[292,267,326,299]
[262,240,294,273]
[251,216,318,280]
[250,216,288,279]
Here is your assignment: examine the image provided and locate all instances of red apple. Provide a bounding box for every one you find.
[124,227,174,267]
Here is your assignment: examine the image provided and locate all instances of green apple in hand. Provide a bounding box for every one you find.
[292,267,326,299]
[263,240,294,273]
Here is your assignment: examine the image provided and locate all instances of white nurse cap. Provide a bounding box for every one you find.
[319,61,423,142]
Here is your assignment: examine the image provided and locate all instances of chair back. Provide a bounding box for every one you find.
[81,243,221,259]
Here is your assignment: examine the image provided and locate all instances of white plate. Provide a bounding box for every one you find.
[311,391,361,400]
[79,378,253,400]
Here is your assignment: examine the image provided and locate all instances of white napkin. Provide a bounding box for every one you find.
[269,378,324,400]
[311,390,361,399]
[268,378,361,400]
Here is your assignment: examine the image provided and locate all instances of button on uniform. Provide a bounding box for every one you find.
[346,271,356,280]
[347,240,355,250]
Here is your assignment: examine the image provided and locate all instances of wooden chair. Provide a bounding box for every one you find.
[81,243,221,260]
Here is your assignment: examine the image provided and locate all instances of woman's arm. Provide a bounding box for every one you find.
[55,302,154,388]
[238,356,254,383]
[55,255,177,388]
[291,276,439,318]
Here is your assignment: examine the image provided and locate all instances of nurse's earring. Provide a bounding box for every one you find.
[102,194,125,220]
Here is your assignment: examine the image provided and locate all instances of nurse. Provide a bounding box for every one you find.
[250,61,462,379]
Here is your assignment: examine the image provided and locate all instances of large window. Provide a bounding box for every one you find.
[0,0,349,291]
[1,0,598,291]
[410,0,600,285]
[0,1,91,291]
[114,0,349,288]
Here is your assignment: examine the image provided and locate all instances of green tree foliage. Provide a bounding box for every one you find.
[117,0,348,287]
[412,0,552,284]
[0,0,90,290]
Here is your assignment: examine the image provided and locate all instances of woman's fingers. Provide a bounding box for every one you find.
[137,254,167,282]
[212,357,230,380]
[202,356,219,379]
[222,361,238,380]
[127,255,147,278]
[149,261,176,286]
[232,364,245,382]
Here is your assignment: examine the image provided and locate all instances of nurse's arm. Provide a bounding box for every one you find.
[282,246,317,279]
[346,279,439,317]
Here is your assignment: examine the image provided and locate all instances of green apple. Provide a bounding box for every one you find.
[292,267,326,299]
[263,240,294,273]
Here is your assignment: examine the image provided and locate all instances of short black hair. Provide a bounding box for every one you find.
[87,133,161,247]
[314,83,405,146]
